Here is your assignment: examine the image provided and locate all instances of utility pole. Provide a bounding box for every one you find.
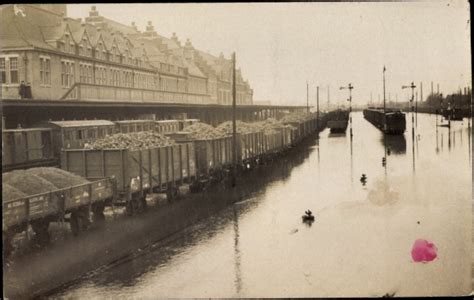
[402,82,416,152]
[232,52,237,188]
[306,81,309,113]
[317,86,320,135]
[327,85,330,111]
[415,91,418,128]
[437,83,439,95]
[431,81,434,96]
[383,66,387,132]
[340,83,354,137]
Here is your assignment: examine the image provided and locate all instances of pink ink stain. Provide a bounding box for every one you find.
[411,239,438,263]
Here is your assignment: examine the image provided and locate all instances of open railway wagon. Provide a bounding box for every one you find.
[3,176,115,256]
[363,108,406,135]
[61,143,196,213]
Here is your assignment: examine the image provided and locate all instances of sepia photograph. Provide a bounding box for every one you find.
[1,1,472,298]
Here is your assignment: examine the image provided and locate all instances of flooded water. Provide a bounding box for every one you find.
[51,112,472,298]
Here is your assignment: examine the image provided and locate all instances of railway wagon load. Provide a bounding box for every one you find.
[2,128,55,171]
[3,170,115,255]
[61,143,196,212]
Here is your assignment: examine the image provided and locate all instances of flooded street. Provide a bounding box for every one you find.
[51,112,472,298]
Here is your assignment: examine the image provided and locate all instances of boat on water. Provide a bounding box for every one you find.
[327,109,349,133]
[363,107,406,135]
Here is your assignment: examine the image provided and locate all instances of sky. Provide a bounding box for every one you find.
[68,1,471,106]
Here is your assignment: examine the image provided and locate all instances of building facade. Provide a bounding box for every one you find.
[0,4,253,105]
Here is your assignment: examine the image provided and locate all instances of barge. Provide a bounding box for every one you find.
[363,107,406,135]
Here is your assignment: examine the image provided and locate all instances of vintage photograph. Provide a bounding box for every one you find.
[1,2,472,298]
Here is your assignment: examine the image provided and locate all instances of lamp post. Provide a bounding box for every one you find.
[340,83,354,137]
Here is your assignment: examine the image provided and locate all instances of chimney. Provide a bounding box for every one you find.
[90,5,99,17]
[171,32,181,45]
[131,21,138,31]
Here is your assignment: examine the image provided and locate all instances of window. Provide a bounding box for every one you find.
[9,57,18,84]
[40,57,51,86]
[61,60,74,88]
[77,130,84,140]
[0,58,5,84]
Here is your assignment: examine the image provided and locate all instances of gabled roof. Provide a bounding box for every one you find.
[0,5,56,50]
[64,18,90,45]
[183,59,206,78]
[47,120,115,128]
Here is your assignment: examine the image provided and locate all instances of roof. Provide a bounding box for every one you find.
[3,127,52,133]
[47,120,116,128]
[115,120,155,124]
[156,120,180,124]
[0,5,57,50]
[183,59,206,78]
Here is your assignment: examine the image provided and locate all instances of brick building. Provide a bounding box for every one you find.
[0,4,253,105]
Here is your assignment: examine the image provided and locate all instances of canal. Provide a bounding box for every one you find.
[49,112,472,298]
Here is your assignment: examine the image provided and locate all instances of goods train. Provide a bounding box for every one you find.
[363,107,406,135]
[327,109,349,133]
[2,119,199,171]
[3,114,328,255]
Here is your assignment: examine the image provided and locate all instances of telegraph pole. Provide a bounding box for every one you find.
[415,91,418,128]
[232,52,237,187]
[317,86,320,134]
[340,83,354,137]
[327,85,330,111]
[383,66,387,132]
[306,81,309,113]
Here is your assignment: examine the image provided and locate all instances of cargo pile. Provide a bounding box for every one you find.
[28,167,89,189]
[255,118,295,134]
[84,131,175,150]
[3,170,58,197]
[3,183,27,202]
[280,112,314,123]
[216,120,261,135]
[2,168,90,200]
[182,122,223,140]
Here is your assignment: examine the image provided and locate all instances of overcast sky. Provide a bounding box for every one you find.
[68,1,471,106]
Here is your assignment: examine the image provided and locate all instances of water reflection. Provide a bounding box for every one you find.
[47,113,472,298]
[381,135,407,155]
[233,206,242,295]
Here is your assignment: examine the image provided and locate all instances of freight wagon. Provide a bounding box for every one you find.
[61,143,196,213]
[35,120,117,156]
[2,128,56,171]
[114,120,156,133]
[155,120,181,134]
[3,177,115,255]
[363,107,406,135]
[2,119,201,171]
